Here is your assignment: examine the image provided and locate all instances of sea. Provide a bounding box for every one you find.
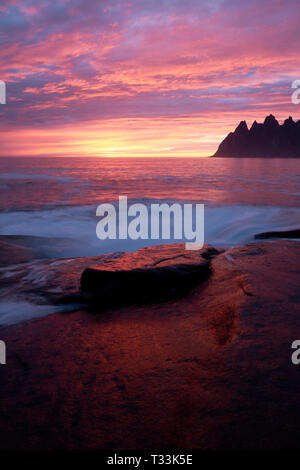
[0,156,299,324]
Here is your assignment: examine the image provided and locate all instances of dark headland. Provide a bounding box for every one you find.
[213,114,300,157]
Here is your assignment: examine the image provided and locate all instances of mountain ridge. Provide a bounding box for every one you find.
[213,114,300,157]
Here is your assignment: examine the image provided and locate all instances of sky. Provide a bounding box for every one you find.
[0,0,300,157]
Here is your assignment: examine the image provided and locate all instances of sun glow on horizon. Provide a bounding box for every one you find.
[0,116,230,158]
[1,0,299,157]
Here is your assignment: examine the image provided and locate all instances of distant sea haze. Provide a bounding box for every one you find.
[214,115,300,158]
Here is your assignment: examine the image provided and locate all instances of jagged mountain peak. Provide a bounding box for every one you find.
[283,116,295,127]
[235,120,248,133]
[263,114,279,127]
[213,115,300,158]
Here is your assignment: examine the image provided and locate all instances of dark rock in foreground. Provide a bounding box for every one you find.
[255,228,300,239]
[80,244,217,306]
[213,114,300,157]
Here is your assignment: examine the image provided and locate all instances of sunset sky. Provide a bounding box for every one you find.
[0,0,300,157]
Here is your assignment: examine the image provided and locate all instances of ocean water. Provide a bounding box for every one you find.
[0,156,299,325]
[0,156,299,252]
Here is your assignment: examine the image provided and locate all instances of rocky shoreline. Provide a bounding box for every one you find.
[0,240,300,449]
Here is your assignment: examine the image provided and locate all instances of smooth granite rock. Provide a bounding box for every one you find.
[0,241,299,450]
[80,244,217,306]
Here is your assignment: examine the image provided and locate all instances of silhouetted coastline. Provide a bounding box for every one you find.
[214,115,300,158]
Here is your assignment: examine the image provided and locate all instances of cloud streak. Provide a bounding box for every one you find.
[1,0,300,156]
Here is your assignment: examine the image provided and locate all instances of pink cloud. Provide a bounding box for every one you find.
[0,0,300,156]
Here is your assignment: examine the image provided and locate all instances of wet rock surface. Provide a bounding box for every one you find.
[80,244,216,307]
[0,244,218,322]
[0,240,300,449]
[255,228,300,239]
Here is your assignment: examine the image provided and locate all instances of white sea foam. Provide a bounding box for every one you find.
[0,203,299,258]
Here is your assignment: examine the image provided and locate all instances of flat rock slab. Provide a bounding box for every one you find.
[0,240,300,450]
[80,244,217,306]
[0,251,123,314]
[255,228,300,239]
